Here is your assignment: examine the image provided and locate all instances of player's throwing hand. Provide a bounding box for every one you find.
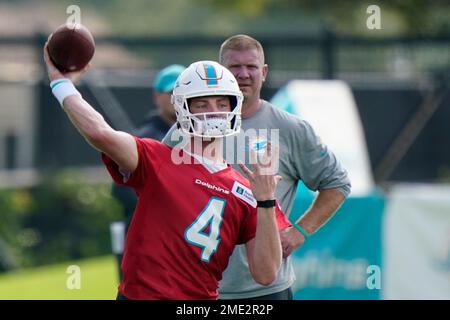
[43,41,90,83]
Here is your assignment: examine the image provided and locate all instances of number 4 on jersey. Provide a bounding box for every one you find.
[185,197,225,262]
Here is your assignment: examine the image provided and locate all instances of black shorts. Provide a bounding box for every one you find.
[224,287,293,300]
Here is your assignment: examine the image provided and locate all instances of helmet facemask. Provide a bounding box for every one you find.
[176,97,241,138]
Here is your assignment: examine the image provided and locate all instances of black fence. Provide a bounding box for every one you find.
[1,31,449,182]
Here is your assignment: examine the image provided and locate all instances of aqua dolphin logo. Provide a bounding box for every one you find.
[253,139,267,152]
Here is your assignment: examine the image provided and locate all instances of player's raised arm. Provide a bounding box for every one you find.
[43,43,138,173]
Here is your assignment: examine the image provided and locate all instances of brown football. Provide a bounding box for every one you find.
[47,23,95,72]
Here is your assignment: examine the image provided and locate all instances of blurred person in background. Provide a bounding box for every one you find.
[111,64,185,280]
[163,34,351,300]
[217,35,351,300]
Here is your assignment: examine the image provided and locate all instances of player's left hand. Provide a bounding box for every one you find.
[280,226,305,258]
[239,142,281,201]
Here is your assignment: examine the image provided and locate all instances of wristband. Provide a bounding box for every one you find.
[50,79,81,106]
[257,199,276,208]
[293,223,309,239]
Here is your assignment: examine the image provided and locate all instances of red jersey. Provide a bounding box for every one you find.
[102,137,290,300]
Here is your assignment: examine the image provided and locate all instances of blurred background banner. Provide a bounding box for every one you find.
[0,0,449,299]
[383,184,450,300]
[290,188,384,300]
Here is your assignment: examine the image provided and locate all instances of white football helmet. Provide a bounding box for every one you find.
[171,61,243,138]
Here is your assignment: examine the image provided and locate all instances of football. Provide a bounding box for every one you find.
[47,23,95,73]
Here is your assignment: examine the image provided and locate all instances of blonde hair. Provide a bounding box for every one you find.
[219,34,265,64]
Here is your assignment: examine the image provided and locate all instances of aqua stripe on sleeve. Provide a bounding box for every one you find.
[50,79,70,89]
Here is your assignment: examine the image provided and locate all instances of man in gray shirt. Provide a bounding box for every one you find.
[163,35,351,299]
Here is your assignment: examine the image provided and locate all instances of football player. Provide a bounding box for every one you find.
[43,43,290,299]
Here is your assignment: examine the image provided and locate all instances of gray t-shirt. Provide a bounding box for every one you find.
[162,100,351,299]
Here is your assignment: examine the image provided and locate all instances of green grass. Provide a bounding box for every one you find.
[0,255,119,300]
